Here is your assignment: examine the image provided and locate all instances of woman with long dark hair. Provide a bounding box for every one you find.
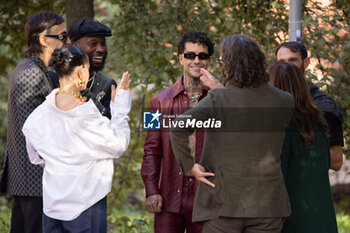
[22,45,131,232]
[269,61,338,233]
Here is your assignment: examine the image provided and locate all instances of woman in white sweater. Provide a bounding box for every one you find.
[22,45,131,233]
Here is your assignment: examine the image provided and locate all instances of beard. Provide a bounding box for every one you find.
[89,53,108,73]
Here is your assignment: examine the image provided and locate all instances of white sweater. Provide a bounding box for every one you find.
[22,88,131,221]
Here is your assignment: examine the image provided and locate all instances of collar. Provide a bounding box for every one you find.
[171,75,210,99]
[87,71,100,90]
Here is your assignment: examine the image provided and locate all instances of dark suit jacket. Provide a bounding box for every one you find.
[0,55,52,196]
[170,83,294,222]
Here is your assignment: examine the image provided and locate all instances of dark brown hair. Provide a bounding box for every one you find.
[49,45,88,77]
[25,11,64,57]
[275,41,308,61]
[220,34,268,88]
[269,61,328,144]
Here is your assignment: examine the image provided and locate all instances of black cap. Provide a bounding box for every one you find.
[69,18,112,42]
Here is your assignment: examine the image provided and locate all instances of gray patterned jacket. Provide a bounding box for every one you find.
[0,55,52,196]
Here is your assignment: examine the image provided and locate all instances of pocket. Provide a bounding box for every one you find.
[63,207,92,233]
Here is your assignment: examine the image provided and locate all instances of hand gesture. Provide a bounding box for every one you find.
[111,71,131,101]
[117,71,131,90]
[200,68,224,90]
[145,194,163,214]
[188,163,215,187]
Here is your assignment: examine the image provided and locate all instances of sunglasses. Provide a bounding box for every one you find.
[44,32,69,43]
[183,52,211,60]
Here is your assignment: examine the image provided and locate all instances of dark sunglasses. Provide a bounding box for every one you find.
[44,32,69,43]
[183,52,211,60]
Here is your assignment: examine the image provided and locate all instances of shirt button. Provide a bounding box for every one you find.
[177,190,180,193]
[184,101,187,104]
[179,172,182,175]
[189,178,193,182]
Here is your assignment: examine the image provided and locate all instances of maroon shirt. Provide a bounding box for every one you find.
[141,76,208,214]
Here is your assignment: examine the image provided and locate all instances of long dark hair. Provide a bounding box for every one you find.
[220,34,269,87]
[269,61,328,144]
[49,45,88,77]
[25,11,64,57]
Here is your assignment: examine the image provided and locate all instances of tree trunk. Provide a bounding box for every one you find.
[66,0,94,27]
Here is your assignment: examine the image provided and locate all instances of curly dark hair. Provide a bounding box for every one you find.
[220,35,268,88]
[269,61,328,145]
[178,31,214,56]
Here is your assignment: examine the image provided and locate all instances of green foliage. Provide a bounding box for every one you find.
[0,197,11,233]
[107,211,153,233]
[337,212,350,233]
[303,1,350,154]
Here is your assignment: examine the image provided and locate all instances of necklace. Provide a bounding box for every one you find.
[56,89,87,102]
[188,93,202,103]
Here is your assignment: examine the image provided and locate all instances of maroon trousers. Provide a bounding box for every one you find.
[154,178,202,233]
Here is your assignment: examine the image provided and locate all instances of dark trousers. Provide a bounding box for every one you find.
[10,196,43,233]
[42,196,107,233]
[202,217,283,233]
[154,177,202,233]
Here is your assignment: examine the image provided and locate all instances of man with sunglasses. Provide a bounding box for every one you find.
[141,31,215,233]
[0,11,68,233]
[50,18,117,119]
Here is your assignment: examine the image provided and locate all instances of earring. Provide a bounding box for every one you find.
[78,78,86,89]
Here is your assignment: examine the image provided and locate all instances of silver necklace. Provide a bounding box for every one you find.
[189,93,202,103]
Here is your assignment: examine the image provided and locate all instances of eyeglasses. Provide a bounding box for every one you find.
[183,52,211,60]
[216,57,224,63]
[44,32,69,43]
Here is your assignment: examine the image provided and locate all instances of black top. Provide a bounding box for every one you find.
[308,81,344,146]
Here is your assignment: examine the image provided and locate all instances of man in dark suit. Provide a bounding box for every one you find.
[0,11,69,233]
[50,18,117,119]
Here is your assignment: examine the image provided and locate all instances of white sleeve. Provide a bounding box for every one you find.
[87,89,131,160]
[25,137,45,166]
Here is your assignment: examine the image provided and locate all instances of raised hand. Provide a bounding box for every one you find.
[117,71,131,90]
[200,68,224,90]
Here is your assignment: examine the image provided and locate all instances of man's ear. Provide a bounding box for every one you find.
[179,54,184,65]
[304,57,310,69]
[39,35,48,48]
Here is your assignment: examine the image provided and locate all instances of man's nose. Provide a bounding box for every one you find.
[65,38,72,45]
[193,56,200,63]
[96,44,107,53]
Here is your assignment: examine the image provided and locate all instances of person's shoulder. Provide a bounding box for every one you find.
[266,83,294,102]
[11,58,43,82]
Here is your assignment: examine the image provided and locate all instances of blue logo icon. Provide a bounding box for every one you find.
[143,110,161,129]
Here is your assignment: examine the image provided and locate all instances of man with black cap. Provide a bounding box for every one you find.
[50,18,117,119]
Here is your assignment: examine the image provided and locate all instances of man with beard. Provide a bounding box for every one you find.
[50,18,117,119]
[273,41,344,171]
[141,31,219,233]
